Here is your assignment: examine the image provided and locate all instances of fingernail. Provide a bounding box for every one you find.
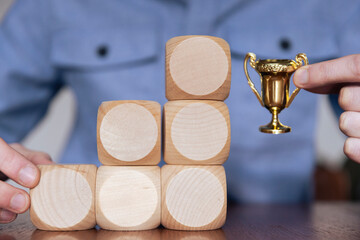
[0,209,16,222]
[18,165,37,185]
[295,66,309,86]
[10,193,27,212]
[346,138,357,155]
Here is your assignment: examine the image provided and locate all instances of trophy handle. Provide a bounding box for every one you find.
[286,53,309,108]
[244,53,264,106]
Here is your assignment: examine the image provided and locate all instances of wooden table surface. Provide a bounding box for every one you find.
[1,202,360,240]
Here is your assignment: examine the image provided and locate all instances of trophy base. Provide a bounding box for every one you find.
[259,123,291,134]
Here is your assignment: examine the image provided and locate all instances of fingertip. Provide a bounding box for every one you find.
[9,192,30,214]
[293,66,309,88]
[18,164,40,188]
[31,166,41,188]
[344,138,360,162]
[32,166,41,188]
[339,112,348,134]
[0,209,17,223]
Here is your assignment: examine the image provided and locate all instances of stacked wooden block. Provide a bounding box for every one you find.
[29,35,231,231]
[162,36,231,230]
[30,100,162,231]
[96,100,162,230]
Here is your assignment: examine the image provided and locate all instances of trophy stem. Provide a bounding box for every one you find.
[259,107,291,134]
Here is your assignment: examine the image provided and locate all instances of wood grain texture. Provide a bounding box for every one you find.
[164,100,231,165]
[166,35,231,101]
[4,203,360,239]
[30,165,97,231]
[96,166,161,230]
[161,165,227,230]
[97,100,161,166]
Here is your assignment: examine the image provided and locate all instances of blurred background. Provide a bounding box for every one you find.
[1,0,356,201]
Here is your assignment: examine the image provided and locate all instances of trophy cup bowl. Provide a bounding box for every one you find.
[244,52,308,134]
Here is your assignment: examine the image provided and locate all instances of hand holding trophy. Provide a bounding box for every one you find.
[244,53,308,134]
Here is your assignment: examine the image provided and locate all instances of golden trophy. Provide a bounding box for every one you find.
[244,52,308,134]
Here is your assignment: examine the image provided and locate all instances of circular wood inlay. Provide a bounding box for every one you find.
[100,103,158,162]
[99,170,158,227]
[31,168,92,228]
[169,37,228,96]
[166,168,224,227]
[171,102,228,161]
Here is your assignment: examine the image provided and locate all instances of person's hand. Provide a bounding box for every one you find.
[0,138,52,223]
[294,54,360,162]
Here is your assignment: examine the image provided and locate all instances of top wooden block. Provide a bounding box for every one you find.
[97,100,161,165]
[166,35,231,101]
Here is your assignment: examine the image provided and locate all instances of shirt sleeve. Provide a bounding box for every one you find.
[0,0,62,143]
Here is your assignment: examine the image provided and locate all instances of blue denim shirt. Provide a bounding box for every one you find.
[1,0,359,203]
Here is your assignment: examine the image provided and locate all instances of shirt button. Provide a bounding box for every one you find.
[279,38,291,51]
[97,45,109,58]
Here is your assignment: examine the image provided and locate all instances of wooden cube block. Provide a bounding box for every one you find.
[96,166,161,230]
[164,100,231,165]
[97,100,161,166]
[30,165,97,231]
[166,35,231,100]
[161,165,227,230]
